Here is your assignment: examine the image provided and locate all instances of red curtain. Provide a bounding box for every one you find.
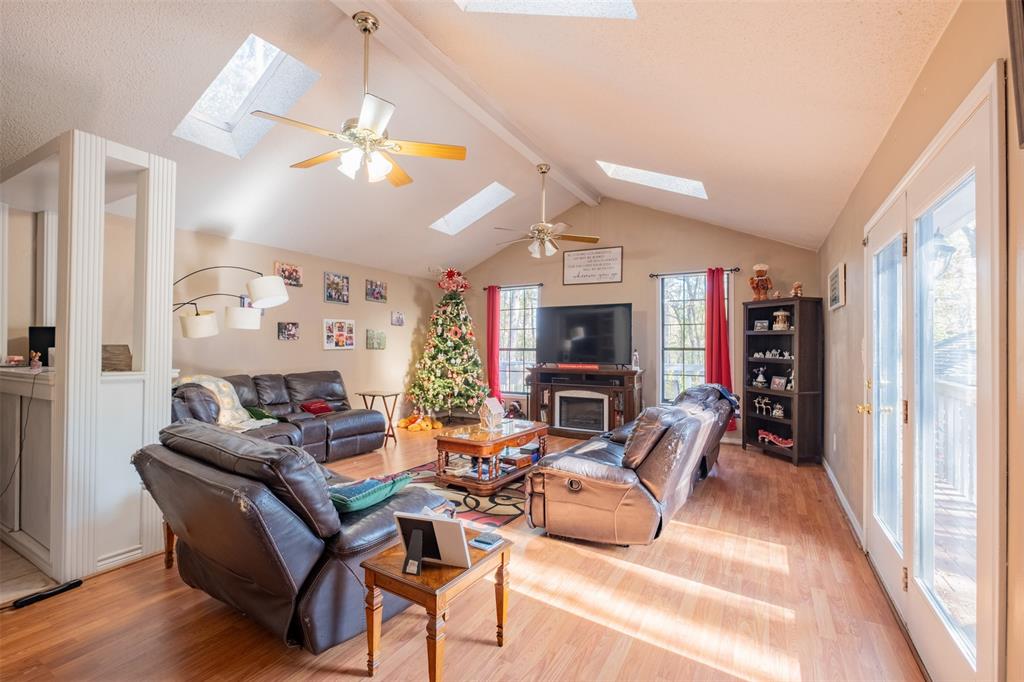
[486,285,503,402]
[705,268,736,430]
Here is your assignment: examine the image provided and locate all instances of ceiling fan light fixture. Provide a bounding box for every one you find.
[338,148,363,179]
[543,239,557,257]
[528,240,542,258]
[366,150,393,183]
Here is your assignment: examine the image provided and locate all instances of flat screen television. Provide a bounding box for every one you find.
[536,303,632,365]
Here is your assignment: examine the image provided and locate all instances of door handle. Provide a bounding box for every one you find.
[857,403,873,415]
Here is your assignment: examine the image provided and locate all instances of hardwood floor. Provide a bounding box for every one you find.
[0,432,922,681]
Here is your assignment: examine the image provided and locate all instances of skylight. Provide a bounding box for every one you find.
[430,182,515,235]
[453,0,636,19]
[596,160,708,200]
[191,34,284,131]
[174,34,319,159]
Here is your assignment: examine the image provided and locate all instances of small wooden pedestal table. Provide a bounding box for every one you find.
[433,420,548,496]
[356,390,401,446]
[362,529,512,682]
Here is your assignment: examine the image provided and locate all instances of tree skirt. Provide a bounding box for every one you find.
[402,461,526,528]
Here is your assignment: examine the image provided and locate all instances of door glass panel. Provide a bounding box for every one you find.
[873,236,903,548]
[914,172,977,656]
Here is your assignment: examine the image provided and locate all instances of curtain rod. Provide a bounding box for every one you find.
[482,283,545,290]
[648,267,740,279]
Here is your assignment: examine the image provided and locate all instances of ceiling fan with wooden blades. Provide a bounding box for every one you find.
[251,10,466,188]
[495,164,599,257]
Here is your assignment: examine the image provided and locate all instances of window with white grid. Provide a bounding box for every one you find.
[498,286,539,394]
[660,272,729,403]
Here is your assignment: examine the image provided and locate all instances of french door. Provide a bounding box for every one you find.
[863,64,1005,681]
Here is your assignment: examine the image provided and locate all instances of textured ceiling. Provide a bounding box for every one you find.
[1,0,958,269]
[0,0,576,276]
[393,0,958,248]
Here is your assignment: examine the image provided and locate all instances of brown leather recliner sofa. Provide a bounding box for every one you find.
[171,370,386,462]
[526,384,736,546]
[132,420,449,654]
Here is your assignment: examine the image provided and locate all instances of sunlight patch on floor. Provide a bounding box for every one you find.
[511,546,801,682]
[662,521,791,576]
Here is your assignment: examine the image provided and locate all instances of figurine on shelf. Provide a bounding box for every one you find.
[757,429,794,448]
[752,366,768,388]
[752,351,765,358]
[772,402,785,419]
[790,281,803,297]
[748,263,773,301]
[772,309,791,330]
[770,290,783,299]
[786,369,795,391]
[782,350,793,359]
[753,396,766,414]
[29,351,42,370]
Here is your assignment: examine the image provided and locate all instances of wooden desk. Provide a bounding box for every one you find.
[361,529,511,681]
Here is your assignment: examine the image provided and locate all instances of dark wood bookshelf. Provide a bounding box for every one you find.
[741,297,824,465]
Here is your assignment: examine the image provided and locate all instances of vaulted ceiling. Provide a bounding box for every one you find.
[1,0,958,274]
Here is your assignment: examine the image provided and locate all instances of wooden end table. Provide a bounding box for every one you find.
[357,390,401,446]
[433,420,548,496]
[362,529,511,682]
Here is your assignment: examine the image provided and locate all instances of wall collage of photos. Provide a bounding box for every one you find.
[269,261,405,352]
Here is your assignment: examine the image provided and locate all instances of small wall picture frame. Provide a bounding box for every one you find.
[365,279,387,303]
[753,320,770,331]
[828,262,846,310]
[323,319,355,350]
[277,322,299,340]
[770,376,788,391]
[390,311,405,326]
[324,272,349,304]
[275,261,303,287]
[366,329,386,350]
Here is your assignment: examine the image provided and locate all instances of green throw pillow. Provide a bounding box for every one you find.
[328,473,412,513]
[246,406,278,421]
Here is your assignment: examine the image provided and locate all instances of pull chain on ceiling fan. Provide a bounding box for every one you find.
[495,164,599,257]
[251,10,466,187]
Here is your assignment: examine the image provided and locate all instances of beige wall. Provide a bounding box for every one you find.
[6,209,34,357]
[464,197,821,409]
[172,229,437,413]
[4,210,137,358]
[814,1,1023,675]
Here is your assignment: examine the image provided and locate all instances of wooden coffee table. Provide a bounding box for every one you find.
[362,529,511,682]
[433,420,548,496]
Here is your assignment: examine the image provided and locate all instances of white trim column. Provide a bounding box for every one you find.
[134,154,176,554]
[34,211,58,326]
[52,130,106,582]
[0,202,8,359]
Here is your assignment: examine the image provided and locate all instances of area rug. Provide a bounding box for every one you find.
[401,460,526,529]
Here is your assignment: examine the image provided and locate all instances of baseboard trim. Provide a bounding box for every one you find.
[823,457,865,549]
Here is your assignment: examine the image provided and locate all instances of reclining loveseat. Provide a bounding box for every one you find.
[526,384,736,546]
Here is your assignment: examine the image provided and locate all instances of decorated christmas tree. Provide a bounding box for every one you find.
[406,268,489,416]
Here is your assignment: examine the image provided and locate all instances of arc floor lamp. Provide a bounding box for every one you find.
[173,266,288,338]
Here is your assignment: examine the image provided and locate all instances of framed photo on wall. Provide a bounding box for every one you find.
[828,262,846,311]
[365,279,387,303]
[277,322,299,340]
[324,272,349,303]
[562,246,623,285]
[323,319,355,350]
[275,261,303,287]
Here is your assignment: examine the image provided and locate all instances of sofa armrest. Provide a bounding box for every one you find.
[244,421,302,446]
[536,452,640,486]
[605,421,636,444]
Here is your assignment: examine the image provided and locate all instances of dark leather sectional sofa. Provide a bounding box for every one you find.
[172,370,386,462]
[133,420,450,653]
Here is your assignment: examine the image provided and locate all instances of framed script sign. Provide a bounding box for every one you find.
[563,246,623,285]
